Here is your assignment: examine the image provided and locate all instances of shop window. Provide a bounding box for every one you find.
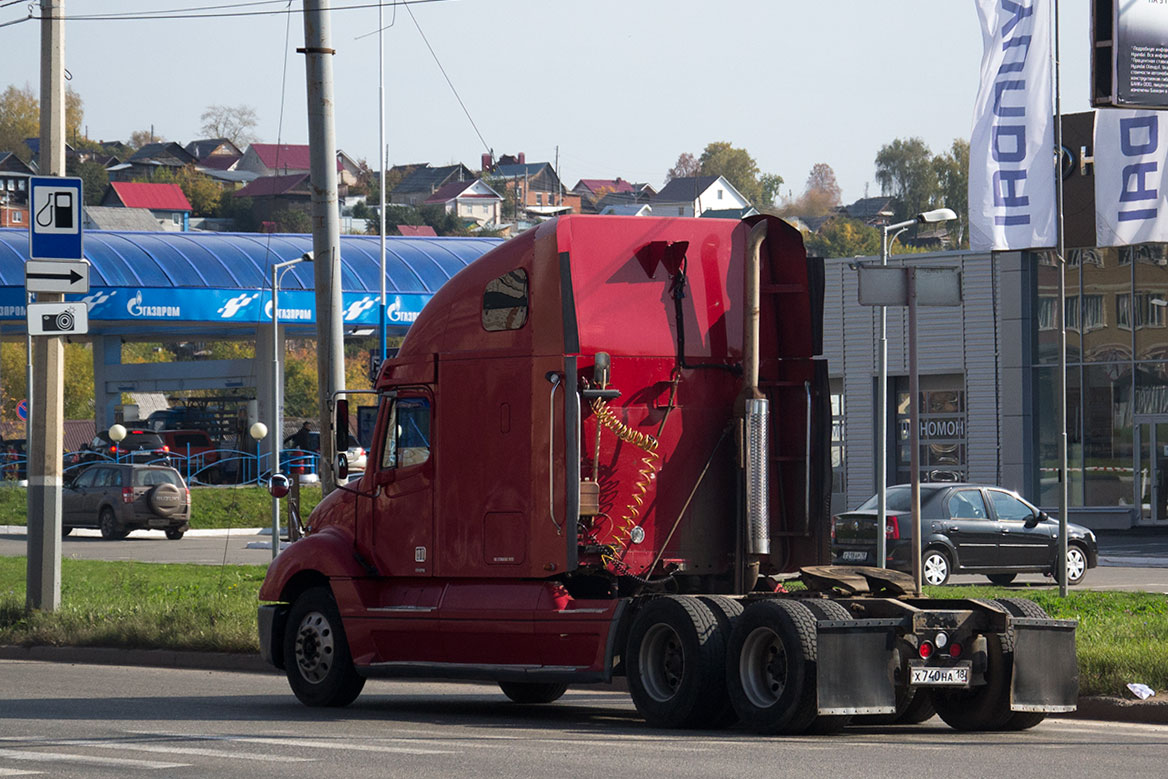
[830,384,845,493]
[896,379,967,484]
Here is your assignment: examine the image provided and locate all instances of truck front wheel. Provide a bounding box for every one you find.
[726,599,820,734]
[626,595,727,729]
[284,586,366,707]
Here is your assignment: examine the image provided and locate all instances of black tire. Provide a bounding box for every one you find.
[922,548,952,586]
[726,599,821,735]
[498,681,569,704]
[625,595,727,729]
[987,573,1017,586]
[992,598,1050,731]
[800,600,854,734]
[164,528,184,540]
[696,595,744,728]
[98,508,127,540]
[283,586,366,707]
[1065,544,1088,586]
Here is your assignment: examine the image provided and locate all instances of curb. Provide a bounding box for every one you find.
[2,645,1164,723]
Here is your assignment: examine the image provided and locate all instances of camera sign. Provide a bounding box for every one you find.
[28,176,83,261]
[27,301,88,336]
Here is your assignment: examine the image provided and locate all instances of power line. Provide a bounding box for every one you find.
[37,0,460,23]
[402,0,490,155]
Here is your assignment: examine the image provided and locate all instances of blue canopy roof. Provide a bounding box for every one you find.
[0,229,502,337]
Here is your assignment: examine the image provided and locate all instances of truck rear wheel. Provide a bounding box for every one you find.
[726,599,820,734]
[284,586,365,707]
[800,600,853,734]
[626,595,727,729]
[696,595,744,727]
[498,681,569,704]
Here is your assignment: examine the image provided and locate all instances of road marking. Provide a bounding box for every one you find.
[0,747,187,769]
[0,769,43,776]
[17,738,314,763]
[130,731,455,756]
[1043,720,1168,735]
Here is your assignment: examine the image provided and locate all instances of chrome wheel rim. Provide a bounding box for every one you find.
[1066,548,1086,583]
[923,553,948,585]
[638,623,684,702]
[739,626,786,709]
[293,610,335,683]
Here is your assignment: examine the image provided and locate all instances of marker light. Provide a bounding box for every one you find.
[918,641,934,660]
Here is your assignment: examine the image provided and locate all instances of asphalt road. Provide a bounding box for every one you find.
[0,660,1165,779]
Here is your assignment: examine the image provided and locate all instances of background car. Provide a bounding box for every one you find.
[830,483,1099,585]
[62,463,190,540]
[280,430,366,474]
[1,437,26,481]
[77,430,176,466]
[156,428,221,482]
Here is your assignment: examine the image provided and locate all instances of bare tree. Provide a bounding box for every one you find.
[199,104,259,148]
[666,152,700,182]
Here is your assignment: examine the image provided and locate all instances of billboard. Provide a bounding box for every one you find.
[1094,0,1168,109]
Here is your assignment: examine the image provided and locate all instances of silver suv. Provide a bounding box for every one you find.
[62,464,190,540]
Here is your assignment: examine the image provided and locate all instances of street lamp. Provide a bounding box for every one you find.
[269,251,312,559]
[108,424,126,464]
[876,207,956,570]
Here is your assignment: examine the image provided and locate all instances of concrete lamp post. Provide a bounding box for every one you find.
[875,207,957,571]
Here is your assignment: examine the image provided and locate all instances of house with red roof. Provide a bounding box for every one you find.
[236,143,360,187]
[572,177,656,213]
[423,179,502,227]
[101,181,193,231]
[232,173,314,225]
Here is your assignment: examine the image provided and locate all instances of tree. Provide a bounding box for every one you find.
[802,216,881,259]
[698,142,764,205]
[129,128,162,149]
[273,207,311,234]
[934,139,970,248]
[199,104,259,148]
[759,173,784,208]
[874,137,937,223]
[0,85,38,162]
[72,159,109,205]
[666,152,700,182]
[806,163,841,206]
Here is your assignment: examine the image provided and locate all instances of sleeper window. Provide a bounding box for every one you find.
[482,269,528,331]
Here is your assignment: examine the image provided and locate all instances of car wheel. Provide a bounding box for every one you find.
[987,573,1017,586]
[283,586,365,707]
[922,549,951,586]
[164,528,185,540]
[726,599,820,735]
[98,508,127,540]
[1066,544,1088,586]
[498,681,569,704]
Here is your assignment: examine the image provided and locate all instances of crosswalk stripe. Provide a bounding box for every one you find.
[31,739,314,763]
[0,747,187,769]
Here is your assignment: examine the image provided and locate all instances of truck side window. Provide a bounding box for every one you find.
[482,269,528,331]
[381,397,431,470]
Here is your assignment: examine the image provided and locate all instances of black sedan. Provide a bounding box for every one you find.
[831,483,1099,586]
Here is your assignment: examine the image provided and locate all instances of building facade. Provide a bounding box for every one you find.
[825,247,1167,531]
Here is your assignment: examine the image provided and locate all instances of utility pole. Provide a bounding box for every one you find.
[301,0,343,494]
[27,0,66,612]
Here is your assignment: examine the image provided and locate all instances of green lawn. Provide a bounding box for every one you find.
[0,485,323,529]
[1,558,1164,698]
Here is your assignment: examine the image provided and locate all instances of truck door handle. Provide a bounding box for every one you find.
[946,525,959,532]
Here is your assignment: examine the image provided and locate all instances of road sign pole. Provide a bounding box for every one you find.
[27,0,69,613]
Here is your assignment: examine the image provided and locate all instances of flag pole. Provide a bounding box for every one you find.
[1053,0,1069,598]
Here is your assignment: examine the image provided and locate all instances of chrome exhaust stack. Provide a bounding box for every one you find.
[740,221,771,560]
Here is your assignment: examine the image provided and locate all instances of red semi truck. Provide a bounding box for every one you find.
[258,214,1077,733]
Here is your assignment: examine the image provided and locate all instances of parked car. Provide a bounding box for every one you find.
[77,430,176,466]
[62,463,190,540]
[156,429,221,482]
[830,483,1099,586]
[281,430,366,474]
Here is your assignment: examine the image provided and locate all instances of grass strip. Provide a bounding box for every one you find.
[0,557,263,654]
[0,485,323,529]
[1,560,1164,697]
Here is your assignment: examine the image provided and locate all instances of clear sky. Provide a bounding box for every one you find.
[0,0,1093,205]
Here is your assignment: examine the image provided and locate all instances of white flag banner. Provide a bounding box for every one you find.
[969,0,1056,251]
[1095,110,1168,246]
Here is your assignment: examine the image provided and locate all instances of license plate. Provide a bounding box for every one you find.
[911,666,969,686]
[841,551,868,562]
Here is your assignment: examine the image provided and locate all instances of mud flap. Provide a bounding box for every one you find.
[816,619,899,715]
[1010,617,1079,712]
